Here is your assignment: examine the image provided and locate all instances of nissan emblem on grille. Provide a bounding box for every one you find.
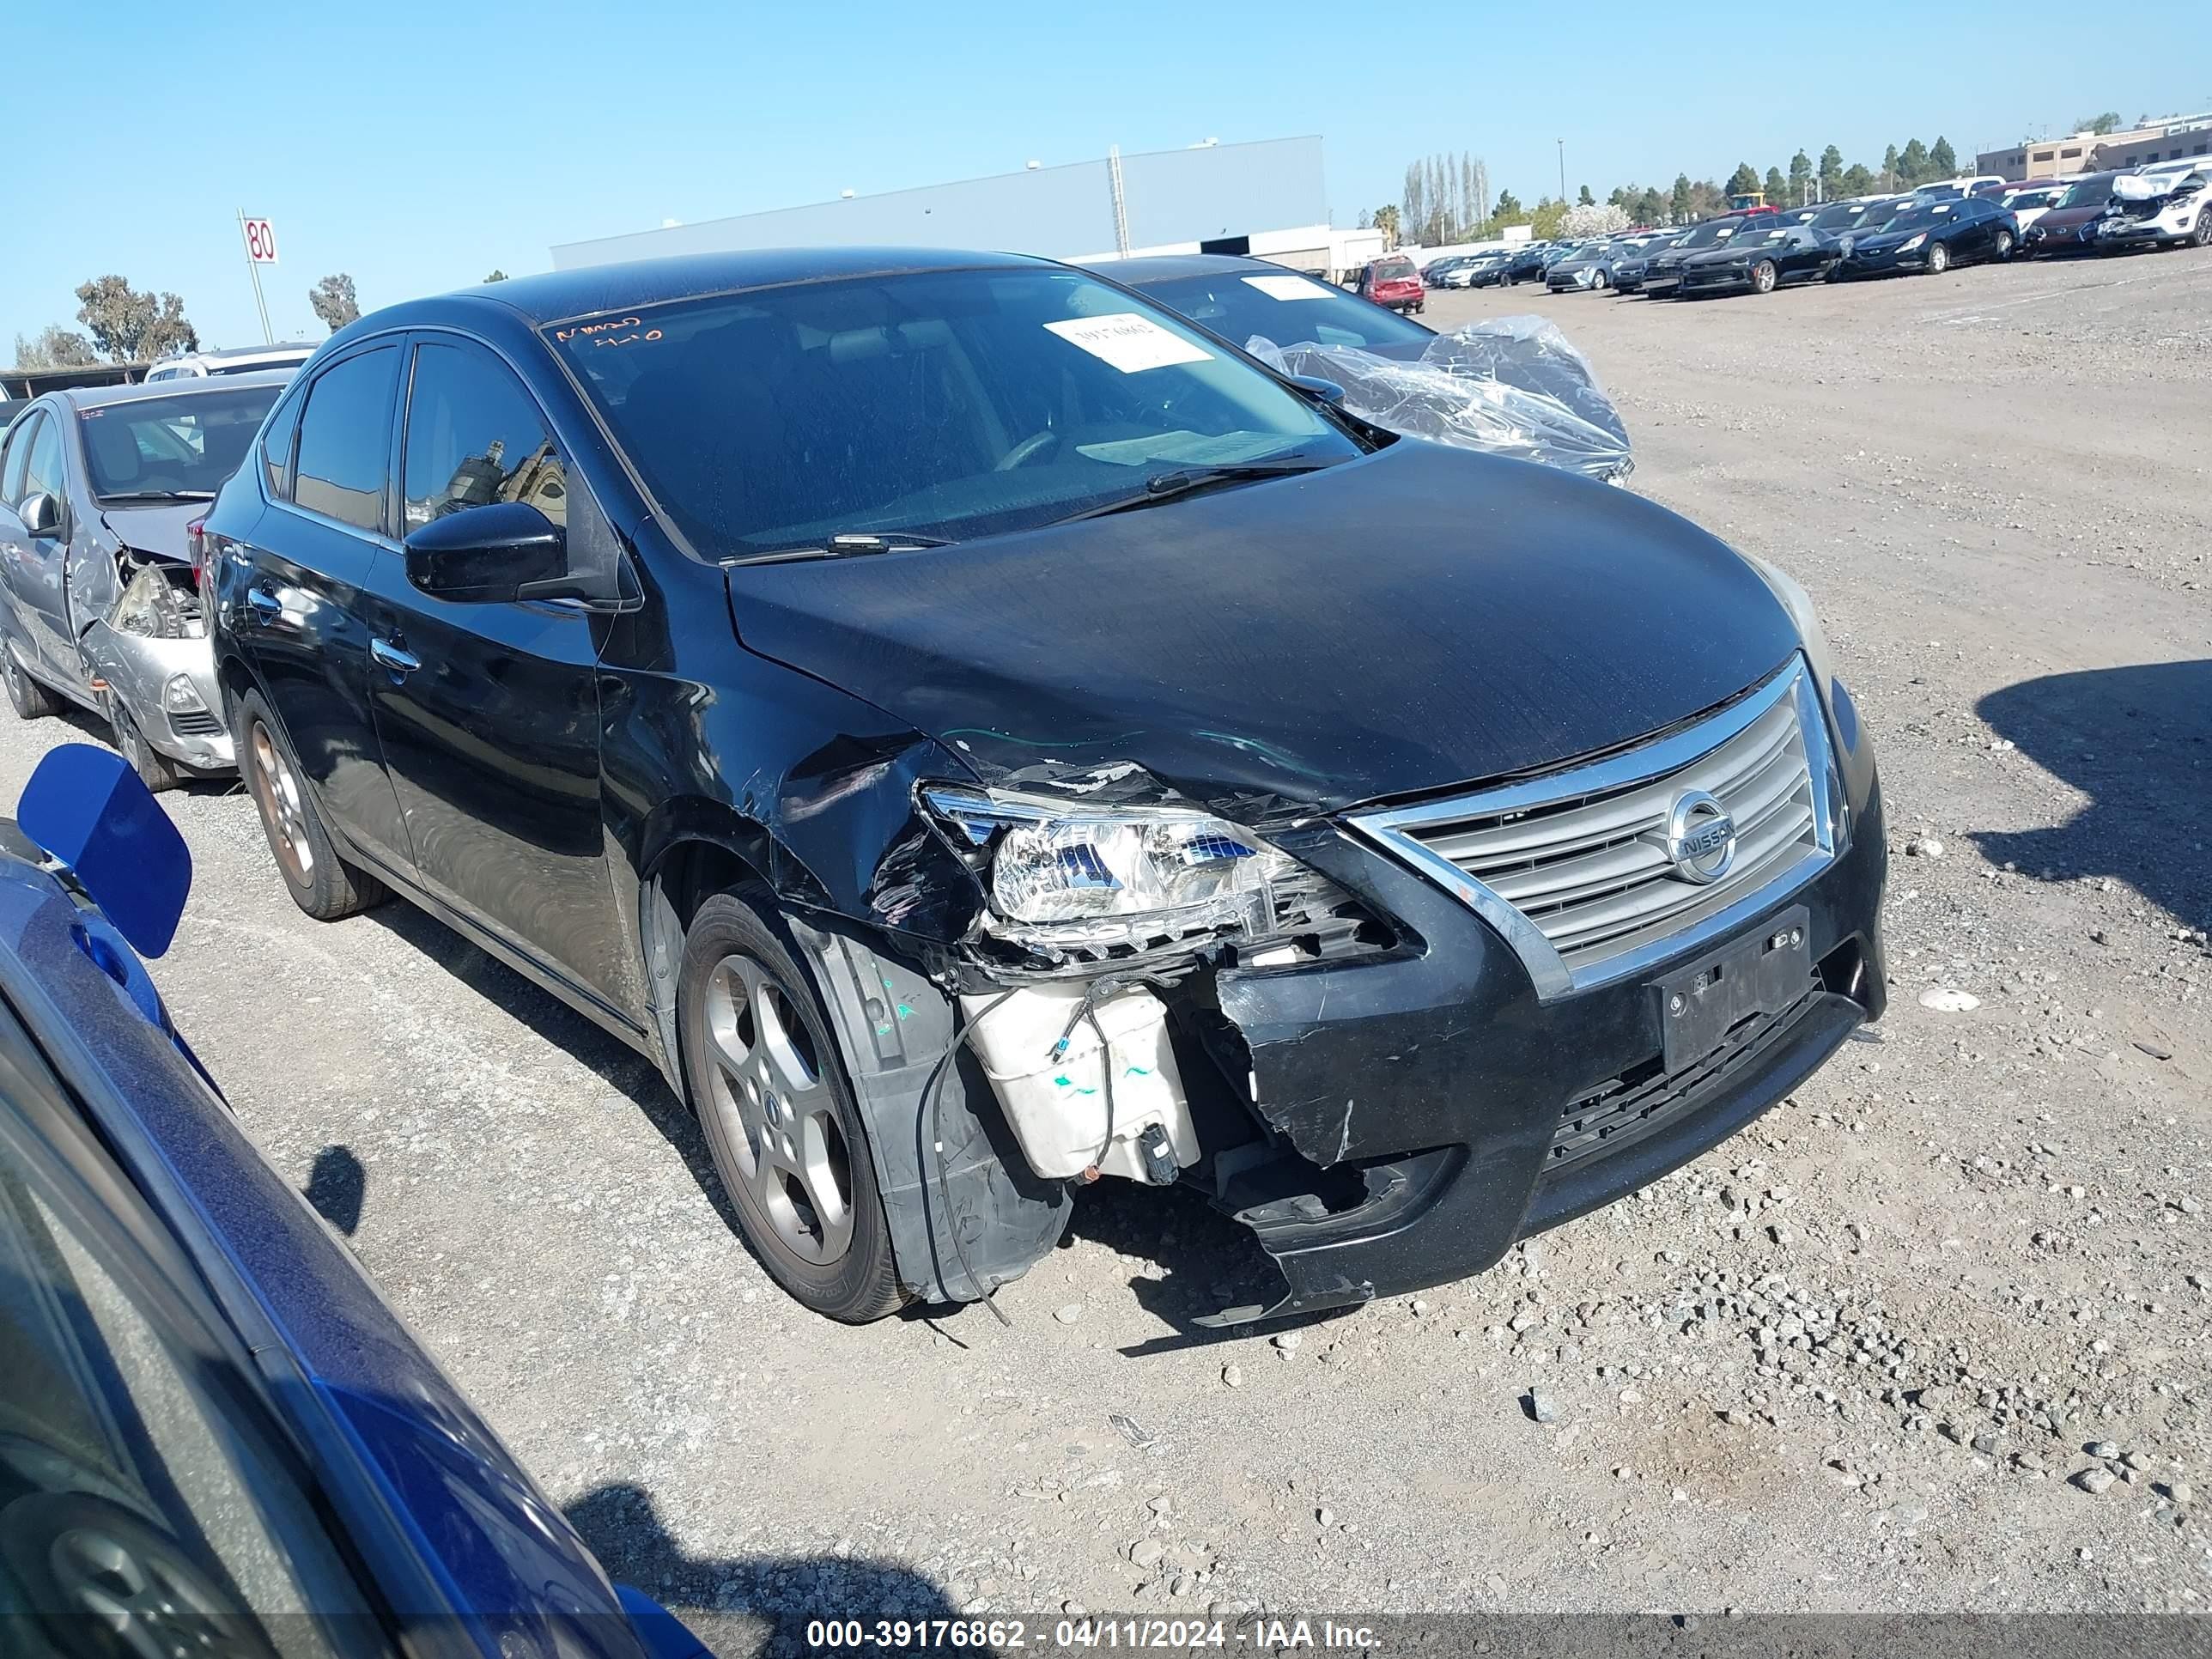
[1655,789,1737,885]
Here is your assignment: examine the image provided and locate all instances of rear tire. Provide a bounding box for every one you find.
[3,650,58,720]
[678,889,903,1322]
[234,689,386,921]
[109,700,184,794]
[1993,228,2014,259]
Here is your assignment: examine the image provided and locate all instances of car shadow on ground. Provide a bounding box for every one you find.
[1972,659,2211,927]
[566,1480,959,1655]
[360,902,748,1239]
[34,701,240,799]
[303,1143,366,1235]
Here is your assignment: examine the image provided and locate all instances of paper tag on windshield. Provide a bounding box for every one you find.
[1044,313,1212,373]
[1241,273,1332,302]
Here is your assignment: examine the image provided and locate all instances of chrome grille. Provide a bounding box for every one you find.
[1351,658,1837,1000]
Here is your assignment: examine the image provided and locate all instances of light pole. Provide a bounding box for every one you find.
[1557,138,1566,204]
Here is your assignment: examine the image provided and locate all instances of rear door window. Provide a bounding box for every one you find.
[292,347,399,533]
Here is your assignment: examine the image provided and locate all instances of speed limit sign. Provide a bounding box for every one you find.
[240,216,278,264]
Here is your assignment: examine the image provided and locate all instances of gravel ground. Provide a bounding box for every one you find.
[3,245,2208,1636]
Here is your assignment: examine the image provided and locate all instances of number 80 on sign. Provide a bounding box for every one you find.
[241,217,278,264]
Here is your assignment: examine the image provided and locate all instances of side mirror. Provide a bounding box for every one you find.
[1284,374,1346,408]
[403,501,576,604]
[21,491,62,538]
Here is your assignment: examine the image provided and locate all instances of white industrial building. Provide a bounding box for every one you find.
[550,137,1382,282]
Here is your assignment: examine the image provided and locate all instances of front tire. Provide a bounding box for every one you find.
[679,889,902,1323]
[1925,242,1952,275]
[2191,209,2211,249]
[3,650,58,720]
[234,689,386,921]
[1751,260,1778,295]
[108,699,183,794]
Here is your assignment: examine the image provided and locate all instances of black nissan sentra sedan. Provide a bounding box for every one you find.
[198,249,1886,1326]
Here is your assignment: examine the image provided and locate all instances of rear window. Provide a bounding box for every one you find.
[1373,260,1416,281]
[76,386,285,502]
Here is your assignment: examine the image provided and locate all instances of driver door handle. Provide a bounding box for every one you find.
[369,636,421,676]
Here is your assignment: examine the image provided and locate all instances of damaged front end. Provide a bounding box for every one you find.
[76,552,231,773]
[894,687,1886,1328]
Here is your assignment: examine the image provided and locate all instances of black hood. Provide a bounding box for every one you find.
[724,442,1801,820]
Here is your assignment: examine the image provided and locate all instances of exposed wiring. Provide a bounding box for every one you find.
[922,990,1017,1327]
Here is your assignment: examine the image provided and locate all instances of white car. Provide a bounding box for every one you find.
[1997,183,2067,234]
[2096,167,2212,252]
[1913,175,2008,200]
[141,343,314,383]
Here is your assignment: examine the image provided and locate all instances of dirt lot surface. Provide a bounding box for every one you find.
[3,246,2208,1637]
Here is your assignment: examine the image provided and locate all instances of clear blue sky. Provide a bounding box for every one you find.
[13,2,2210,351]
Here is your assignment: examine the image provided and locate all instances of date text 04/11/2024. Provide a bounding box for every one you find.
[803,1620,1382,1650]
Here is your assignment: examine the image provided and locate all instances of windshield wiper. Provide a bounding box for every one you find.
[99,489,216,504]
[726,531,959,566]
[1049,458,1332,526]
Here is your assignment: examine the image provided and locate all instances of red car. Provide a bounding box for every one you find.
[1357,256,1425,314]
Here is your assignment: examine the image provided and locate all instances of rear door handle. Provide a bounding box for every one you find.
[246,587,282,623]
[369,636,421,676]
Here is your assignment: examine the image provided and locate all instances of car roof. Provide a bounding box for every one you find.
[409,246,1051,328]
[51,368,298,410]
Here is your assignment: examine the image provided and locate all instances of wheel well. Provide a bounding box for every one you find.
[653,839,769,933]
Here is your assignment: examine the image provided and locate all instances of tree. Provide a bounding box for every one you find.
[1528,198,1569,240]
[1577,184,1594,206]
[1402,163,1429,246]
[1561,202,1632,239]
[1818,146,1844,198]
[13,325,98,370]
[1635,185,1667,226]
[1494,188,1523,221]
[1670,173,1692,222]
[1929,137,1957,177]
[483,269,510,283]
[1881,144,1901,190]
[1898,138,1930,184]
[1764,166,1787,204]
[73,276,197,363]
[1370,205,1400,246]
[1788,149,1813,204]
[1724,161,1760,199]
[308,273,360,333]
[1840,163,1875,196]
[2075,112,2121,135]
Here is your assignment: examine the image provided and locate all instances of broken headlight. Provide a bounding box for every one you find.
[112,562,205,641]
[924,787,1281,928]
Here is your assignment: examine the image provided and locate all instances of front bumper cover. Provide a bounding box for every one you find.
[1196,726,1887,1326]
[77,624,234,772]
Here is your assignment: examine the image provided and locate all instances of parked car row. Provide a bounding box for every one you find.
[1382,162,2209,316]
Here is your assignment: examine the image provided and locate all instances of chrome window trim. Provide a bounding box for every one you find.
[1348,655,1840,1003]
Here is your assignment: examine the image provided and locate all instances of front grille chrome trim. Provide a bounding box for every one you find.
[1348,656,1839,1003]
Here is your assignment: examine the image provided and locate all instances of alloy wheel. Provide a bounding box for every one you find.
[1994,229,2014,258]
[2194,210,2211,248]
[702,952,854,1265]
[1753,261,1778,294]
[1928,243,1950,274]
[248,720,314,882]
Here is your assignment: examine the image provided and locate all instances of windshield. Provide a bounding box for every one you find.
[1736,227,1792,248]
[1138,270,1432,355]
[1880,203,1954,233]
[1810,203,1875,230]
[2003,188,2058,209]
[550,267,1360,556]
[1682,220,1742,248]
[2055,176,2116,209]
[76,385,284,501]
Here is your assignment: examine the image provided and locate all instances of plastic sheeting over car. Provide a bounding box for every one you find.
[1246,316,1633,483]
